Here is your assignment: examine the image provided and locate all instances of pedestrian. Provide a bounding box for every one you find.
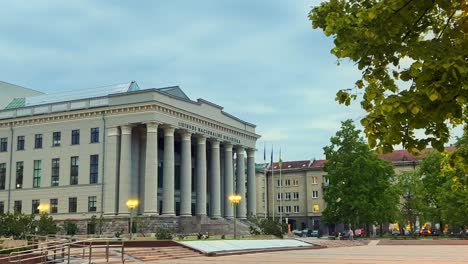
[349,229,354,241]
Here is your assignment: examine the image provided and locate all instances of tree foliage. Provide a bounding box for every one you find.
[36,213,59,236]
[0,213,35,239]
[310,0,468,154]
[395,171,426,233]
[322,119,399,228]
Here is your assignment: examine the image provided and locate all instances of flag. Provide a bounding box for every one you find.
[263,142,266,162]
[278,148,283,169]
[270,145,274,167]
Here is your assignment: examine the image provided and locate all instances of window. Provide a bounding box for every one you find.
[17,136,25,150]
[0,138,7,152]
[50,199,58,214]
[285,192,291,200]
[15,162,24,189]
[88,196,97,212]
[276,179,282,187]
[69,197,77,213]
[277,206,283,213]
[70,157,79,185]
[312,176,318,184]
[0,163,5,190]
[277,193,283,200]
[33,160,41,188]
[71,130,80,145]
[32,199,40,214]
[14,200,22,214]
[293,205,300,213]
[90,128,99,143]
[285,205,291,213]
[285,179,291,186]
[51,159,60,187]
[293,192,299,200]
[293,179,299,186]
[262,192,265,202]
[312,190,319,198]
[313,204,320,212]
[90,155,98,184]
[34,134,43,149]
[52,132,61,146]
[0,201,4,214]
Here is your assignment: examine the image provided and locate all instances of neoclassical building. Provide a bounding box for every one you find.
[0,82,260,222]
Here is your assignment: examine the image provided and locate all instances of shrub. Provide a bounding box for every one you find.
[63,221,79,236]
[36,214,58,236]
[155,227,175,240]
[249,217,283,238]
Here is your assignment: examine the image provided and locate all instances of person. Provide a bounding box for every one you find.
[349,229,354,241]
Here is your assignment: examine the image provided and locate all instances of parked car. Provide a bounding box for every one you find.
[301,229,310,237]
[292,229,302,236]
[354,228,366,237]
[392,230,401,236]
[311,230,319,237]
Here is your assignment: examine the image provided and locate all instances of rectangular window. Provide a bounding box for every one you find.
[285,205,291,213]
[90,155,98,184]
[69,197,77,213]
[277,206,283,213]
[88,196,97,212]
[52,132,61,147]
[293,192,299,200]
[294,205,300,213]
[50,199,58,214]
[51,158,60,187]
[277,193,282,200]
[0,201,4,214]
[312,176,318,184]
[17,136,25,150]
[312,190,319,198]
[0,138,8,152]
[16,161,24,189]
[285,192,291,200]
[33,160,41,188]
[313,204,320,212]
[285,179,291,186]
[34,134,43,149]
[90,128,99,143]
[262,192,265,202]
[14,200,22,214]
[71,130,80,145]
[0,163,5,190]
[276,179,282,187]
[32,199,40,214]
[70,156,79,185]
[293,179,299,186]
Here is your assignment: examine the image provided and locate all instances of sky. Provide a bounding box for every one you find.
[1,0,377,162]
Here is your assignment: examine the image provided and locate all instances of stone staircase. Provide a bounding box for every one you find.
[178,216,252,236]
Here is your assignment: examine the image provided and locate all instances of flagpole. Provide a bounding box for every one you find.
[271,145,275,221]
[263,142,267,219]
[279,148,283,225]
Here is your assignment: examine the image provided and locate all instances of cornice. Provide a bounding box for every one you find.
[0,102,260,142]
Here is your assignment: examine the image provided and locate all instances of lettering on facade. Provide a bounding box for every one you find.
[178,122,241,144]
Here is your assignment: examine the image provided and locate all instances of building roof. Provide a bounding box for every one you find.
[270,160,312,170]
[0,81,43,109]
[378,146,456,162]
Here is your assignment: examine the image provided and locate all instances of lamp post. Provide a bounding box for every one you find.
[228,194,242,239]
[37,203,50,214]
[126,199,139,240]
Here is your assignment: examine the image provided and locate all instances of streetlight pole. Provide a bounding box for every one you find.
[228,194,242,239]
[126,199,139,240]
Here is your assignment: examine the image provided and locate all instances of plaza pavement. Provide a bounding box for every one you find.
[151,240,468,264]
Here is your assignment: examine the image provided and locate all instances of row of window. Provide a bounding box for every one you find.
[275,190,320,200]
[0,197,97,215]
[275,176,320,187]
[0,155,99,190]
[0,128,99,152]
[277,205,320,213]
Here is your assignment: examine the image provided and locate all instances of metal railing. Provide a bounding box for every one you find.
[0,235,125,263]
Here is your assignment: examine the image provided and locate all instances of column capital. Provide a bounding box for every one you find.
[107,127,120,137]
[120,125,133,135]
[210,139,220,148]
[236,145,245,154]
[162,125,175,136]
[145,122,159,133]
[224,143,233,151]
[247,148,256,157]
[196,135,207,144]
[180,130,192,141]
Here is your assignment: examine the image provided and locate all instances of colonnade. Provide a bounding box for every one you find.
[105,122,257,219]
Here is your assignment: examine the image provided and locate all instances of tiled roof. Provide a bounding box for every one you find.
[311,159,327,168]
[5,98,26,109]
[270,160,311,170]
[378,146,456,162]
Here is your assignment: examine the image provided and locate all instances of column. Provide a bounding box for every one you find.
[247,148,257,218]
[104,127,119,215]
[236,146,246,219]
[180,131,192,216]
[162,126,175,216]
[118,125,132,214]
[210,139,221,218]
[223,143,234,218]
[196,135,207,216]
[144,122,158,215]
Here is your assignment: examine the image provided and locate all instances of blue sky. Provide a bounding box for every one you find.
[1,0,368,161]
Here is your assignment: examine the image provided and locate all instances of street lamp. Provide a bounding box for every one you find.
[37,203,50,214]
[228,194,242,239]
[126,199,139,240]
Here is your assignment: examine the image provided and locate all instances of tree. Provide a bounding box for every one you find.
[0,213,35,239]
[395,171,426,235]
[63,220,79,237]
[310,0,468,154]
[322,119,399,232]
[36,214,59,236]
